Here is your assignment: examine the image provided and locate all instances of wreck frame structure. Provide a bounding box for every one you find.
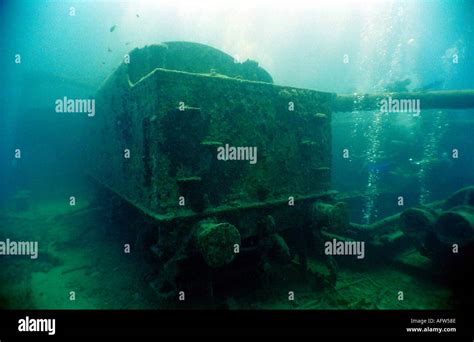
[84,42,474,300]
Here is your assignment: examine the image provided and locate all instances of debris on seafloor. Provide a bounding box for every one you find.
[435,205,474,247]
[443,185,474,209]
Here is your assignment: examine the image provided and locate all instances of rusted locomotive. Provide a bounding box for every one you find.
[85,41,474,302]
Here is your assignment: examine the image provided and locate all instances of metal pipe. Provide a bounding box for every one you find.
[334,90,474,112]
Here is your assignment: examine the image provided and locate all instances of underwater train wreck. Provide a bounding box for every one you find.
[84,42,474,303]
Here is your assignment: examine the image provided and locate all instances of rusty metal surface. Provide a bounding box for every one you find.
[85,63,334,218]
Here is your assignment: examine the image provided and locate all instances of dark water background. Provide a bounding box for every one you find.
[0,0,473,309]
